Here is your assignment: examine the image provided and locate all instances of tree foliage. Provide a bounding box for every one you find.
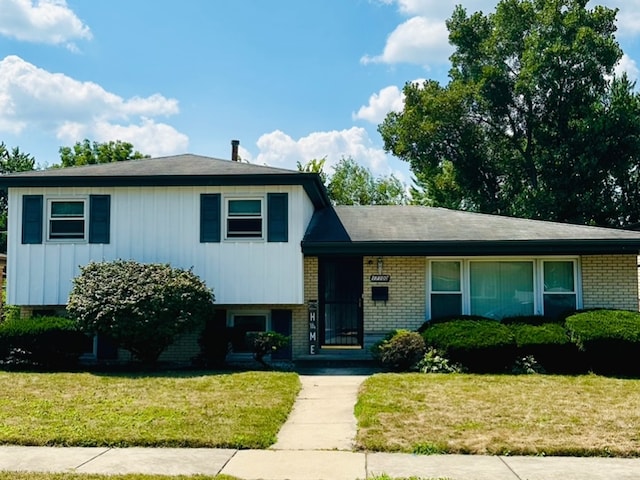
[297,157,328,184]
[379,0,640,226]
[59,139,148,167]
[67,260,214,365]
[0,143,36,252]
[326,156,407,205]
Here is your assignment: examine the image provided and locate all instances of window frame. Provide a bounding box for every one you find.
[224,196,265,240]
[46,197,88,242]
[427,257,581,320]
[227,310,271,354]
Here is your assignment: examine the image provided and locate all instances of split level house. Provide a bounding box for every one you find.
[2,150,640,363]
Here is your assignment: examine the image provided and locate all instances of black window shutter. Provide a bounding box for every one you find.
[267,193,288,242]
[200,194,221,242]
[22,195,43,244]
[89,195,111,244]
[271,309,292,360]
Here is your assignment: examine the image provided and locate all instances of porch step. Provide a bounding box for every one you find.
[294,348,381,373]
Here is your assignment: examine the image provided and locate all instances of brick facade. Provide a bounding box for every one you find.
[362,256,426,348]
[581,254,639,311]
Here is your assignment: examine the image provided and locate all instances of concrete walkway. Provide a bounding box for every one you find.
[0,371,639,479]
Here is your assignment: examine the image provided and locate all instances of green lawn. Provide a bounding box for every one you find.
[355,373,640,457]
[0,371,299,449]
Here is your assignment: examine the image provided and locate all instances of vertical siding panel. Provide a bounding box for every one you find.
[10,184,311,306]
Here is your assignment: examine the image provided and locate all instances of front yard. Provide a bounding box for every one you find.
[355,373,640,457]
[0,369,638,458]
[0,371,299,449]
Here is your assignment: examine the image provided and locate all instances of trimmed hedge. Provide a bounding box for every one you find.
[565,310,640,375]
[0,316,88,369]
[509,323,581,373]
[421,319,516,372]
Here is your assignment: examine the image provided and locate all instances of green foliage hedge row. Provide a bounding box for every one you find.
[418,310,640,375]
[0,316,88,369]
[565,310,640,375]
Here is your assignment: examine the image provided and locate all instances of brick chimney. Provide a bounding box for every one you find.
[231,139,240,161]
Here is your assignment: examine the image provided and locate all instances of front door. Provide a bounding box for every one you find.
[319,257,363,347]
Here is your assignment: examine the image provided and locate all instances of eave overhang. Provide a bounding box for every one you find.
[0,173,330,209]
[301,239,640,256]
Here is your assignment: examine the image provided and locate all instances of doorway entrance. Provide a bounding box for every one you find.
[318,257,363,347]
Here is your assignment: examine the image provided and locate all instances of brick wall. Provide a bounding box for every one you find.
[362,256,426,348]
[582,254,639,311]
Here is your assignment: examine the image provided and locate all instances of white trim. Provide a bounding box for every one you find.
[427,256,581,319]
[45,197,88,243]
[224,195,265,241]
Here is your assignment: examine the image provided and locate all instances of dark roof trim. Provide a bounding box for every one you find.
[2,173,330,209]
[301,240,640,256]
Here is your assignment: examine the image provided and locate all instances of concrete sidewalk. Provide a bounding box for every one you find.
[0,372,639,478]
[0,446,639,479]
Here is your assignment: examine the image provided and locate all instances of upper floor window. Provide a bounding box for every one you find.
[48,199,86,241]
[226,198,263,239]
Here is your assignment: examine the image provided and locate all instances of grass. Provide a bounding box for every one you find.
[355,373,640,457]
[0,371,299,449]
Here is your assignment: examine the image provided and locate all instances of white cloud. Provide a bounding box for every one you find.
[614,53,640,82]
[0,0,91,50]
[362,16,451,67]
[254,127,396,177]
[353,85,404,123]
[354,79,426,125]
[0,55,188,157]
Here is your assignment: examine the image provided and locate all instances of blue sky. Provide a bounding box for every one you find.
[1,0,639,184]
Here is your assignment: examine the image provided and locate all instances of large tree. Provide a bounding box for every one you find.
[59,139,148,167]
[379,0,640,226]
[0,143,36,252]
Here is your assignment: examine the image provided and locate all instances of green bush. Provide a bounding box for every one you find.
[372,329,426,371]
[67,260,214,365]
[416,347,464,373]
[247,331,290,367]
[0,316,88,369]
[501,315,558,326]
[508,322,581,373]
[565,310,640,375]
[421,319,515,372]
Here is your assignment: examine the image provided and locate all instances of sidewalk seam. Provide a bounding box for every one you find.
[498,456,523,480]
[218,449,239,476]
[73,447,112,471]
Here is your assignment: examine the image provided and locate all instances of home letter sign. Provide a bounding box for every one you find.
[308,300,318,355]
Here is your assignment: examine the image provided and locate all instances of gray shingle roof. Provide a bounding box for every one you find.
[0,154,298,179]
[302,205,640,255]
[0,154,330,208]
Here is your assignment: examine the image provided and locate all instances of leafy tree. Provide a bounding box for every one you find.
[326,157,407,205]
[297,157,328,184]
[0,143,36,252]
[59,139,148,167]
[379,0,640,227]
[67,260,214,365]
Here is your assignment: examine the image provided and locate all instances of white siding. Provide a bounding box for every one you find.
[8,185,316,306]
